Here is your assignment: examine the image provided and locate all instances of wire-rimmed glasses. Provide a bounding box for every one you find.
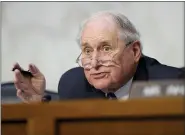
[76,41,134,70]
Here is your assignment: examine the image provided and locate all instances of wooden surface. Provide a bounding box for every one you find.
[2,121,27,135]
[2,97,185,135]
[58,119,184,135]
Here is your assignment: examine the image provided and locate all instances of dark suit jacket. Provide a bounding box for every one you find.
[58,56,184,100]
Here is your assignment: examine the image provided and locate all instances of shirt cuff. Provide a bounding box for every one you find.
[41,95,51,102]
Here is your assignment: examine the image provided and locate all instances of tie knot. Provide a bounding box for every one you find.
[106,93,117,99]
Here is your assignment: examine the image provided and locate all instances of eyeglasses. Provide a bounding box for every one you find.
[76,41,134,70]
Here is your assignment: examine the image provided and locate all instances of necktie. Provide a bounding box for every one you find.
[106,93,117,99]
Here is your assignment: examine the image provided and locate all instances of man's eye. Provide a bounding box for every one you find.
[103,46,112,52]
[84,48,92,55]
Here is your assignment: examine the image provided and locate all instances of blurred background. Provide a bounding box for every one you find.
[1,2,184,96]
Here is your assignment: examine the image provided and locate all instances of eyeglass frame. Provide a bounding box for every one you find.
[75,41,135,68]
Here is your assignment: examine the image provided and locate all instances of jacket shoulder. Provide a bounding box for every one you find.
[59,67,84,80]
[58,67,87,99]
[143,56,183,79]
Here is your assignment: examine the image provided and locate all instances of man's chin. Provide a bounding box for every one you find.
[92,80,110,90]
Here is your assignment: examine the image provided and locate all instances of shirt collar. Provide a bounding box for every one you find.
[115,78,133,99]
[105,78,133,100]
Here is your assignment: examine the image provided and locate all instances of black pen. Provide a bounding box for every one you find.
[12,67,33,78]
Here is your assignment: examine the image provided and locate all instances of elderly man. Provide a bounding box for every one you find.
[13,11,184,103]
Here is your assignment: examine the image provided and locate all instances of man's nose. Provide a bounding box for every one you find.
[91,51,99,68]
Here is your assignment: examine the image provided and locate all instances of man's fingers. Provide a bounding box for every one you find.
[17,90,29,103]
[28,64,41,76]
[15,81,37,95]
[14,69,25,83]
[14,82,28,91]
[17,89,42,103]
[12,62,23,71]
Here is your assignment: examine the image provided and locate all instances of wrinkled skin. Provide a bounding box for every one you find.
[81,16,141,92]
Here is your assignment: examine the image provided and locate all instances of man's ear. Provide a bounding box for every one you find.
[131,40,142,63]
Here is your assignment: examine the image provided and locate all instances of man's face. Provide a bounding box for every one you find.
[80,17,141,91]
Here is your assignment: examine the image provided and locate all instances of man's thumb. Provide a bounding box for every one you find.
[28,64,41,76]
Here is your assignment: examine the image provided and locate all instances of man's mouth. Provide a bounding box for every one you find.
[91,72,108,79]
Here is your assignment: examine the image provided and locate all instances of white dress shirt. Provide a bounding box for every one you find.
[105,78,133,100]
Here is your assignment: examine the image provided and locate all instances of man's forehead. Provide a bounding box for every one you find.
[83,16,117,33]
[81,17,119,45]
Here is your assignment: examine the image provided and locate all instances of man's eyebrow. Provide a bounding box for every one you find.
[81,42,90,47]
[81,40,111,47]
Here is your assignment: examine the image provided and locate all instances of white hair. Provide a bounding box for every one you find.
[76,11,142,48]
